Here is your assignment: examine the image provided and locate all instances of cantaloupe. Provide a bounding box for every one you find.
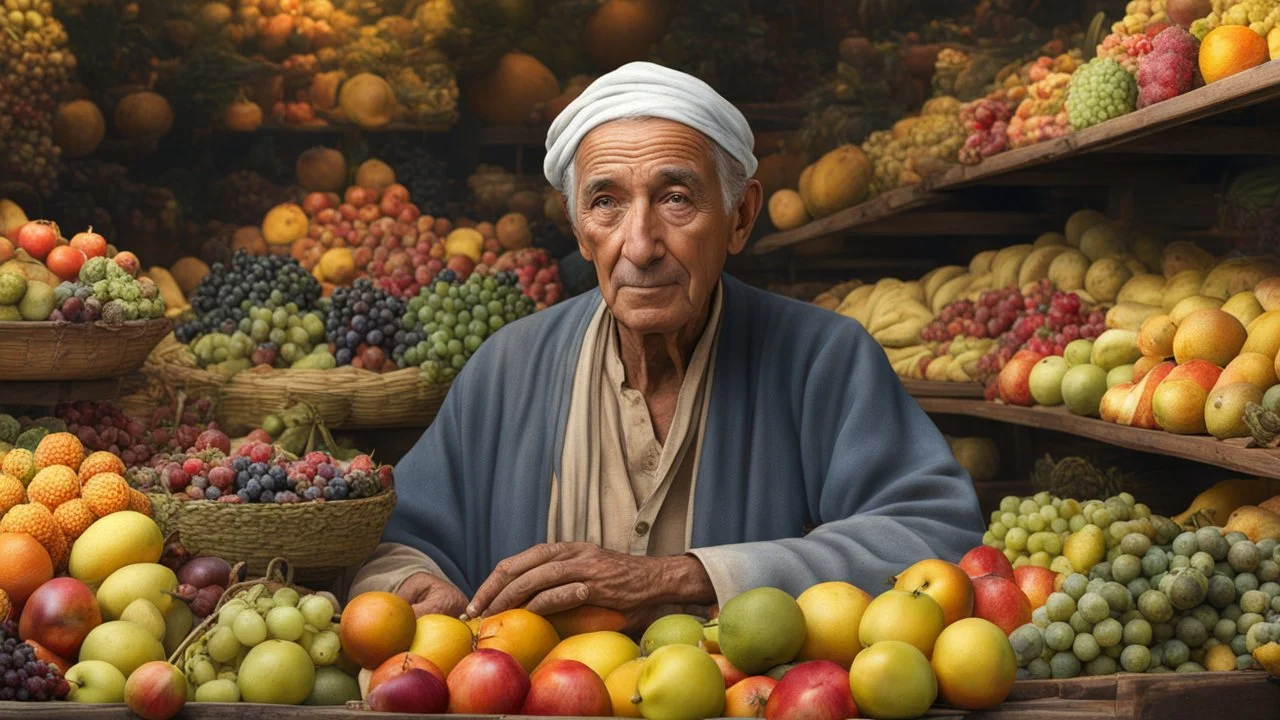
[338,73,398,129]
[463,52,560,127]
[114,92,174,140]
[53,100,106,159]
[169,257,211,295]
[802,145,871,219]
[296,147,347,193]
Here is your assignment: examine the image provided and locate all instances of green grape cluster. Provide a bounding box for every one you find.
[181,584,344,703]
[190,304,329,375]
[400,273,536,385]
[1191,0,1280,39]
[1011,527,1280,679]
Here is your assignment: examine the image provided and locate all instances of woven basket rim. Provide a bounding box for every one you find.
[0,317,172,331]
[151,488,396,509]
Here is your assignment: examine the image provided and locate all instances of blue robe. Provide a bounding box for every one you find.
[383,274,984,599]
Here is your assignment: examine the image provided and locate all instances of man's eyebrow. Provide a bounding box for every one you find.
[583,177,616,198]
[657,167,703,190]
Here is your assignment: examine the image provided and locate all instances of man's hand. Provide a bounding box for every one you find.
[466,543,716,621]
[398,572,468,618]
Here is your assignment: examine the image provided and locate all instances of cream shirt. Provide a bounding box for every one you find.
[347,284,723,600]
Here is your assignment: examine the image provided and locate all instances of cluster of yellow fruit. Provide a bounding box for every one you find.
[0,434,150,570]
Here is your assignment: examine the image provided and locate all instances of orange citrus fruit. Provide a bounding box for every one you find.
[26,466,80,510]
[1200,26,1269,84]
[81,473,130,517]
[339,591,418,669]
[78,451,125,483]
[33,433,85,471]
[476,608,561,674]
[0,532,54,607]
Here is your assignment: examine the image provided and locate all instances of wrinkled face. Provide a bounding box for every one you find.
[570,118,757,336]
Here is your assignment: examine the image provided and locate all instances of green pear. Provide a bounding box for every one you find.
[163,600,194,656]
[633,644,724,720]
[120,598,166,641]
[96,563,178,620]
[639,614,704,656]
[717,587,807,675]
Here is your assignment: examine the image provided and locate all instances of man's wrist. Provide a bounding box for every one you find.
[647,554,717,607]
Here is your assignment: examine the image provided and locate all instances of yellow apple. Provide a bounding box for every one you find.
[857,589,945,658]
[931,618,1016,710]
[795,582,872,669]
[848,641,937,719]
[537,631,640,681]
[408,614,474,676]
[892,558,974,626]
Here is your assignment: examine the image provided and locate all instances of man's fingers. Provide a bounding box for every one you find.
[468,544,562,617]
[524,583,591,616]
[484,560,580,616]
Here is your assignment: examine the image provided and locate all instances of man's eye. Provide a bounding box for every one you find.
[591,197,615,209]
[667,194,688,205]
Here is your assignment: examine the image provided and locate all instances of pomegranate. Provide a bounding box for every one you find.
[16,220,59,261]
[69,227,107,258]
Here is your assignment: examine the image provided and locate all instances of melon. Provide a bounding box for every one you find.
[496,213,532,251]
[768,190,809,231]
[53,100,106,158]
[582,0,670,71]
[114,92,174,140]
[463,52,560,127]
[338,73,397,129]
[355,159,396,193]
[802,145,871,219]
[170,257,211,295]
[296,147,347,193]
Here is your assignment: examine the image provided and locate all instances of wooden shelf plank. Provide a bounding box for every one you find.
[0,378,122,407]
[754,61,1280,254]
[902,379,986,399]
[916,398,1280,480]
[231,122,456,134]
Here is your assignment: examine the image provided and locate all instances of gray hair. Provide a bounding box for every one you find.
[562,121,750,224]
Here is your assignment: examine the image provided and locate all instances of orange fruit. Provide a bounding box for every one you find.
[339,591,418,669]
[476,608,561,674]
[1200,26,1269,84]
[33,433,85,471]
[1,449,36,485]
[127,488,153,517]
[45,529,69,570]
[0,503,62,550]
[81,473,130,517]
[0,473,25,515]
[78,451,125,483]
[0,588,10,622]
[0,529,55,608]
[53,499,96,541]
[26,466,80,510]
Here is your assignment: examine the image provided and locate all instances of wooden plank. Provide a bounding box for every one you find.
[0,378,122,406]
[754,61,1280,254]
[1105,125,1280,155]
[916,399,1280,481]
[1009,676,1119,702]
[1114,671,1280,720]
[853,212,1049,237]
[902,379,986,399]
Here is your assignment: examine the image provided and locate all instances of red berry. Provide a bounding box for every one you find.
[182,458,205,476]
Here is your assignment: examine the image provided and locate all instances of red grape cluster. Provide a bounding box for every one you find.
[55,398,220,468]
[973,282,1104,383]
[0,621,69,702]
[959,98,1014,165]
[921,287,1026,343]
[493,248,565,310]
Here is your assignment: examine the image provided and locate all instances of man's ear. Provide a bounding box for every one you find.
[728,179,764,256]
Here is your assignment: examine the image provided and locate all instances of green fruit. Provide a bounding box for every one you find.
[238,640,315,705]
[634,644,725,720]
[1064,339,1095,367]
[1106,364,1134,388]
[17,280,55,321]
[1029,356,1070,406]
[303,667,360,706]
[640,614,705,656]
[195,679,241,703]
[718,587,806,675]
[1061,364,1109,416]
[1262,384,1280,413]
[0,305,15,321]
[0,272,26,305]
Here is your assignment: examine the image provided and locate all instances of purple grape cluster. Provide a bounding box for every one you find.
[322,279,405,366]
[0,621,70,702]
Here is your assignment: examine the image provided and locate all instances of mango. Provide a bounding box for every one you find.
[1107,303,1162,333]
[1206,382,1264,440]
[802,145,871,218]
[1223,505,1280,542]
[1117,274,1167,307]
[1243,310,1280,359]
[1161,270,1208,312]
[1065,209,1108,247]
[1169,478,1275,526]
[969,250,997,276]
[96,563,179,620]
[1048,250,1090,292]
[1079,222,1128,261]
[68,511,164,588]
[1170,295,1225,325]
[1090,329,1141,371]
[1085,258,1132,303]
[1162,241,1215,278]
[1223,291,1266,328]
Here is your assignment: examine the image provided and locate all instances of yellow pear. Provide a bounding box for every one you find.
[1223,505,1280,542]
[1064,525,1106,574]
[537,631,640,681]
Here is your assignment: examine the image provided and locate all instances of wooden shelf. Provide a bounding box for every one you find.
[0,378,122,407]
[917,398,1280,480]
[902,379,985,399]
[754,60,1280,254]
[237,122,455,134]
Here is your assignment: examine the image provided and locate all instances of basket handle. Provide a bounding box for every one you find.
[229,560,248,587]
[264,557,295,585]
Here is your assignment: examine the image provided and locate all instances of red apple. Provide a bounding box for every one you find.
[447,648,530,714]
[19,577,103,658]
[69,228,107,259]
[998,350,1044,406]
[763,660,858,720]
[971,574,1032,635]
[370,652,445,696]
[123,661,186,720]
[1012,566,1058,610]
[711,653,748,688]
[368,668,449,714]
[446,254,475,280]
[726,676,777,718]
[383,183,410,204]
[345,186,373,208]
[302,191,335,215]
[16,220,59,261]
[959,546,1015,581]
[520,659,611,717]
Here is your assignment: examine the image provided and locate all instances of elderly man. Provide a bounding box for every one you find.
[350,62,984,625]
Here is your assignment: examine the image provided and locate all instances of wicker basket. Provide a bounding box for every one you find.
[169,558,337,667]
[150,490,396,585]
[139,334,230,399]
[215,365,450,434]
[0,318,172,381]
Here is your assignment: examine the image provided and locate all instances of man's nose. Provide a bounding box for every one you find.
[620,203,664,268]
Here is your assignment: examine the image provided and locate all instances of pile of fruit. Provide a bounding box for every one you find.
[0,0,76,196]
[50,398,221,470]
[985,482,1280,678]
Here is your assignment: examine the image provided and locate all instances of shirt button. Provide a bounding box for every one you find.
[634,521,650,536]
[643,454,657,471]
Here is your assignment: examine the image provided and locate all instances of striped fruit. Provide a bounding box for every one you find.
[78,451,126,484]
[26,466,80,510]
[1,449,36,485]
[127,489,153,517]
[53,499,96,542]
[0,503,63,557]
[82,473,130,517]
[33,433,85,471]
[0,474,24,515]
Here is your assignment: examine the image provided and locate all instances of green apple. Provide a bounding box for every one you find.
[639,614,704,656]
[1029,356,1070,406]
[1064,339,1095,367]
[634,644,725,720]
[78,621,166,678]
[1061,364,1109,417]
[65,660,127,703]
[1107,364,1135,388]
[238,640,315,705]
[717,587,806,675]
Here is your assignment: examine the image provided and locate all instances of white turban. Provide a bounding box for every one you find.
[543,61,757,193]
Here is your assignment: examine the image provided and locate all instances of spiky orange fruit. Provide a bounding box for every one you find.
[33,433,85,471]
[78,451,125,483]
[0,503,62,556]
[45,528,68,570]
[0,588,10,622]
[26,466,80,510]
[0,474,24,515]
[82,473,130,517]
[53,499,96,542]
[127,488,153,517]
[1,449,35,485]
